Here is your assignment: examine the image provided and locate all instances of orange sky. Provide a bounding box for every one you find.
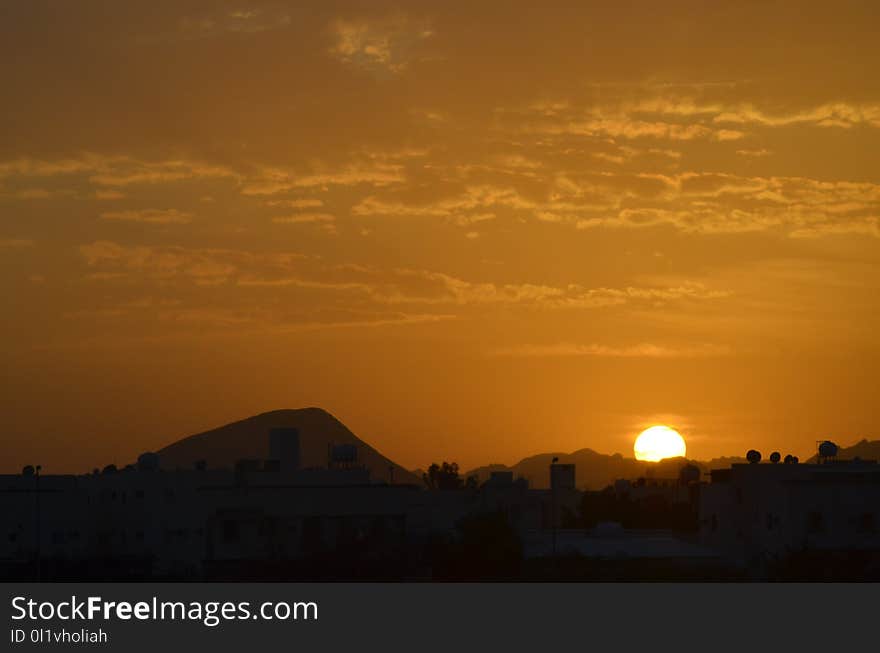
[2,1,879,473]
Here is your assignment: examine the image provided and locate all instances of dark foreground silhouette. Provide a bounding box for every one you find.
[3,410,879,582]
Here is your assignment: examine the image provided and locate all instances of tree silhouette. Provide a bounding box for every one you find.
[423,461,463,490]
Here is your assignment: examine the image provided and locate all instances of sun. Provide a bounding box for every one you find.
[634,425,687,462]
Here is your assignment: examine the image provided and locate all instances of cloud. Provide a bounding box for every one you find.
[531,118,719,141]
[173,7,292,39]
[713,102,880,129]
[493,342,732,358]
[736,148,772,158]
[0,154,237,188]
[84,240,730,315]
[0,153,406,201]
[367,269,729,309]
[0,158,95,178]
[100,208,193,224]
[352,185,539,218]
[622,95,880,130]
[789,217,880,239]
[271,213,335,224]
[265,198,324,208]
[271,212,338,234]
[95,189,126,200]
[89,160,235,187]
[504,94,880,150]
[329,16,433,74]
[236,277,372,291]
[241,161,405,195]
[350,163,880,238]
[79,241,307,286]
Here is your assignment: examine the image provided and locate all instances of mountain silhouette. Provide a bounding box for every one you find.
[465,450,746,490]
[158,407,420,484]
[466,438,880,490]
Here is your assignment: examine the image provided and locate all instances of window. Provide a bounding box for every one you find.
[858,513,875,534]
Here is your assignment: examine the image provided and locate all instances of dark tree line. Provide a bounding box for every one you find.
[423,462,477,490]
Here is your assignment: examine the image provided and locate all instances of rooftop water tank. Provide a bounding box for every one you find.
[818,440,839,459]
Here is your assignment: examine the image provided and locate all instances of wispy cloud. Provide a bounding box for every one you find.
[492,342,732,358]
[736,148,772,158]
[271,213,335,224]
[100,208,193,224]
[714,102,880,129]
[265,198,324,208]
[354,169,880,238]
[241,161,405,195]
[173,7,292,39]
[95,189,126,200]
[503,94,880,147]
[329,16,433,74]
[0,154,237,188]
[79,241,307,286]
[271,212,338,234]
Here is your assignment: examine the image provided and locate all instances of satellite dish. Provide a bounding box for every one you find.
[783,454,793,464]
[769,451,781,464]
[818,440,839,458]
[746,449,762,464]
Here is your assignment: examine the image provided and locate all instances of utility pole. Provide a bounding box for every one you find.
[551,457,558,559]
[34,465,42,581]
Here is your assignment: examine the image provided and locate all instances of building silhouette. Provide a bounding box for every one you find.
[3,436,879,580]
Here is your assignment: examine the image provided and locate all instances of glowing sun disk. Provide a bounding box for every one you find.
[634,425,687,462]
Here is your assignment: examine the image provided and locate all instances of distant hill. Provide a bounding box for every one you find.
[157,408,420,484]
[466,438,880,490]
[465,450,746,490]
